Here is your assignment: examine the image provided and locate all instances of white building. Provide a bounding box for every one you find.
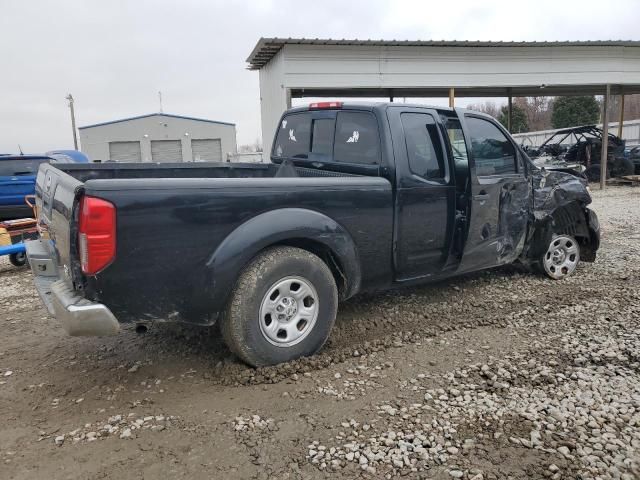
[247,38,640,155]
[79,113,237,162]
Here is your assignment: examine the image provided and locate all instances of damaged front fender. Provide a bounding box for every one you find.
[522,168,600,264]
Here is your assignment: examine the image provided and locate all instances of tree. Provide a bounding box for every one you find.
[516,97,554,131]
[238,138,263,153]
[498,104,528,133]
[607,94,640,124]
[466,101,500,118]
[551,96,600,128]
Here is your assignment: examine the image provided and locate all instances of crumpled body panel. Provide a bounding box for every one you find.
[532,168,591,218]
[522,167,599,264]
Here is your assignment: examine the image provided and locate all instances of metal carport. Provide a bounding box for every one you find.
[247,38,640,187]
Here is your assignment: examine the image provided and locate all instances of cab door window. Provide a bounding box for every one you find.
[465,116,517,176]
[401,112,446,181]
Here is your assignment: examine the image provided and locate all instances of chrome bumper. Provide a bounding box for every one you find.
[25,239,120,336]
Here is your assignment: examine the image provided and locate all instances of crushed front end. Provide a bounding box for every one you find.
[522,168,600,265]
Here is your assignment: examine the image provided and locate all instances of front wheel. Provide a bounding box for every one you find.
[540,234,580,280]
[221,246,338,367]
[9,252,27,267]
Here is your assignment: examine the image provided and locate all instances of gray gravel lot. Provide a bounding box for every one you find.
[0,186,638,479]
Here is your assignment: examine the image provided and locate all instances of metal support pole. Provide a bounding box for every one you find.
[507,89,513,133]
[285,88,292,109]
[448,88,455,108]
[600,85,610,190]
[65,94,78,150]
[618,92,625,139]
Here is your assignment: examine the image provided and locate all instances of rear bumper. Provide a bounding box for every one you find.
[25,239,120,336]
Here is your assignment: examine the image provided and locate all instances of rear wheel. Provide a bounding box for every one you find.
[9,252,27,267]
[540,234,580,280]
[221,246,338,367]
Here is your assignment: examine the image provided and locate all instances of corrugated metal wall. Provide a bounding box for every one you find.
[258,43,640,155]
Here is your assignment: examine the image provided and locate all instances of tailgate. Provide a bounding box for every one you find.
[35,163,84,278]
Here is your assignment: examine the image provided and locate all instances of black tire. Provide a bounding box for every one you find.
[221,246,338,367]
[611,157,635,178]
[9,252,27,267]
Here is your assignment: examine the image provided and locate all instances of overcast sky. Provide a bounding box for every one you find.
[1,0,639,153]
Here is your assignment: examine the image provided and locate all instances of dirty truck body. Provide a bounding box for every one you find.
[26,103,600,366]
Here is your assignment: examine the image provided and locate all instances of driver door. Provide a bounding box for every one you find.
[388,106,456,280]
[458,114,530,273]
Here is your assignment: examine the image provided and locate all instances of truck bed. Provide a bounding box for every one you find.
[34,161,393,326]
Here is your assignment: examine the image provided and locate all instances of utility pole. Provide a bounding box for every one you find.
[158,91,163,113]
[65,94,78,150]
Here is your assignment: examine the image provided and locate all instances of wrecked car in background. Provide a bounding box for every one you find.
[25,103,599,367]
[627,144,640,174]
[523,125,635,182]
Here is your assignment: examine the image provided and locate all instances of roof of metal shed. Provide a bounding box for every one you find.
[247,37,640,70]
[79,112,235,130]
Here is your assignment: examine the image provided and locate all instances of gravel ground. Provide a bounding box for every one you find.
[0,186,638,479]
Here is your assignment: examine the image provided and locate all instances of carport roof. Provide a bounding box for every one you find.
[79,112,235,130]
[247,37,640,70]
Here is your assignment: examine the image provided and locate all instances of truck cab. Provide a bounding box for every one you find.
[274,102,533,281]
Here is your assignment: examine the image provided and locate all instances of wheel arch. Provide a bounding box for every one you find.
[206,208,361,317]
[526,202,597,262]
[266,237,352,299]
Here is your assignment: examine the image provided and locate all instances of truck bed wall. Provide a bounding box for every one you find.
[55,162,359,183]
[55,162,279,182]
[81,175,393,324]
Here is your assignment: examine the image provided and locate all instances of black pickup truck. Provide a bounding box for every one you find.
[26,102,599,366]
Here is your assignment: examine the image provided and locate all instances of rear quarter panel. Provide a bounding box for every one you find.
[82,177,393,324]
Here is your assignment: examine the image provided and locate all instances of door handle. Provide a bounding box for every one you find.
[474,190,489,200]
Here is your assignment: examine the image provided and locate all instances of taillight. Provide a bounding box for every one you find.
[309,101,342,109]
[78,196,116,275]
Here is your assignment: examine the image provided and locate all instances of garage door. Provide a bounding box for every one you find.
[151,140,183,162]
[108,141,141,162]
[191,139,222,162]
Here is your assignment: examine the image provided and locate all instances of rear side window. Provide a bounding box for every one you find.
[273,113,312,159]
[465,116,516,175]
[401,113,446,180]
[334,112,380,164]
[0,159,49,176]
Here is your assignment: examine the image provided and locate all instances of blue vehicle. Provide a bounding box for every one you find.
[0,150,89,220]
